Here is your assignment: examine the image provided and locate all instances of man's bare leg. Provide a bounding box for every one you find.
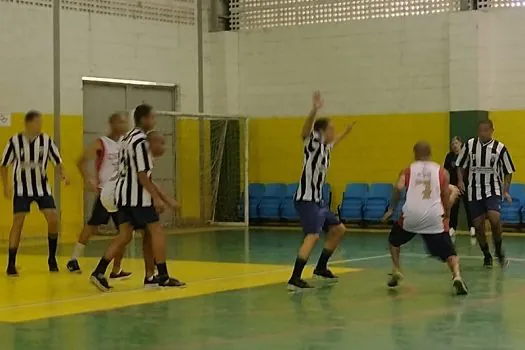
[472,214,492,267]
[487,210,507,266]
[146,222,185,287]
[7,213,26,276]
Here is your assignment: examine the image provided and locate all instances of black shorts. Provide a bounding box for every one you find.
[118,206,159,230]
[13,195,56,213]
[468,196,501,220]
[388,223,457,262]
[87,196,119,227]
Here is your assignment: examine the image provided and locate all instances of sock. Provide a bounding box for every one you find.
[8,248,17,267]
[156,262,168,278]
[291,257,307,279]
[71,242,85,260]
[494,239,503,257]
[316,248,334,271]
[479,243,491,258]
[48,233,58,259]
[94,257,111,275]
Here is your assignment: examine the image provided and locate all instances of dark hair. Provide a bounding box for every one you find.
[25,110,42,123]
[133,104,153,126]
[478,119,494,129]
[313,118,330,132]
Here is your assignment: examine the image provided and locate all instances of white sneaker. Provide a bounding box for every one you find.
[470,227,476,237]
[449,228,456,237]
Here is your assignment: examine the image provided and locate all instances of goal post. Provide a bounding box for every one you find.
[151,111,249,228]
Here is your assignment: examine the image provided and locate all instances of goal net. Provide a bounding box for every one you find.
[153,112,249,228]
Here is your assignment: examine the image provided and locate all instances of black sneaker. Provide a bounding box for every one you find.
[48,257,59,272]
[287,277,314,291]
[387,271,403,288]
[144,275,159,288]
[313,268,338,280]
[158,276,186,288]
[66,259,81,273]
[109,270,132,280]
[6,265,18,276]
[453,277,468,295]
[483,255,493,268]
[90,273,112,292]
[496,254,509,267]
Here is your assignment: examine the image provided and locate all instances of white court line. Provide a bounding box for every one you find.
[403,252,525,263]
[0,254,391,312]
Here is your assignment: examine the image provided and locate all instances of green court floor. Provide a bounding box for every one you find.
[3,228,525,350]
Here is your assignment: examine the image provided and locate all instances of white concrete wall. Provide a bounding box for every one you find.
[0,3,198,115]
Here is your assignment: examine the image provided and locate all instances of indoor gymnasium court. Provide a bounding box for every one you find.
[3,0,525,348]
[1,229,525,350]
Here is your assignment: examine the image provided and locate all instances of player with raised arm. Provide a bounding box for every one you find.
[67,113,130,278]
[382,141,468,295]
[288,91,355,291]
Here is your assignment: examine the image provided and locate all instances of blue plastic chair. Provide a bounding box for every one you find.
[339,183,368,222]
[238,183,266,220]
[502,184,523,224]
[259,183,287,220]
[281,183,299,221]
[364,183,393,222]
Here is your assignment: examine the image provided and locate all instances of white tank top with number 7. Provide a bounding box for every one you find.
[401,161,447,234]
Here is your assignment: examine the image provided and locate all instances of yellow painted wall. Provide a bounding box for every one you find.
[490,110,525,182]
[249,113,449,209]
[0,113,83,243]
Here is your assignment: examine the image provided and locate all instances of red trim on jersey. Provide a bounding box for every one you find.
[95,138,105,186]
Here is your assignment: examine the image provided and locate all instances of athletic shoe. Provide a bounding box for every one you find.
[453,277,468,295]
[483,255,493,268]
[48,257,59,272]
[66,259,81,273]
[496,254,509,267]
[6,265,18,276]
[158,276,186,288]
[144,275,160,288]
[287,277,314,291]
[470,227,476,237]
[313,268,338,280]
[90,273,112,292]
[449,228,456,237]
[387,271,403,288]
[109,270,132,280]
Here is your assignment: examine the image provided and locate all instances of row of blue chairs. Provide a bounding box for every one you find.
[501,184,525,224]
[243,182,395,223]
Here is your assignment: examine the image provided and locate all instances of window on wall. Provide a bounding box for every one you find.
[229,0,462,30]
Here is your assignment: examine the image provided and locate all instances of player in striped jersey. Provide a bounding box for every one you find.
[90,104,184,291]
[288,91,355,291]
[67,113,130,277]
[0,110,70,276]
[456,119,515,267]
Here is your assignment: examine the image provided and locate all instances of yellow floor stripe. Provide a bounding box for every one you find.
[0,255,360,323]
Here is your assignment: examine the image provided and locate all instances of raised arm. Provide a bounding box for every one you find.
[382,169,407,221]
[301,91,323,139]
[1,139,14,198]
[332,121,356,147]
[77,138,102,192]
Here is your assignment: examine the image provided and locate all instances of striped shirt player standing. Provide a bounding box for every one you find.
[0,110,69,276]
[456,119,515,267]
[67,113,131,278]
[288,91,355,291]
[90,104,184,291]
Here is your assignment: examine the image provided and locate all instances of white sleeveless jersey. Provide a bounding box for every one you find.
[96,136,121,189]
[401,161,447,234]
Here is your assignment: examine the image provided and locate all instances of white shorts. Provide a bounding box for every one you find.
[100,180,118,213]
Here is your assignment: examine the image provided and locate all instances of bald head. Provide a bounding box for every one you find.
[413,141,431,160]
[108,112,128,137]
[147,130,165,157]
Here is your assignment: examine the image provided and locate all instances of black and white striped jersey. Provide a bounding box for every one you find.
[115,128,154,207]
[1,133,62,197]
[455,138,515,201]
[295,131,332,202]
